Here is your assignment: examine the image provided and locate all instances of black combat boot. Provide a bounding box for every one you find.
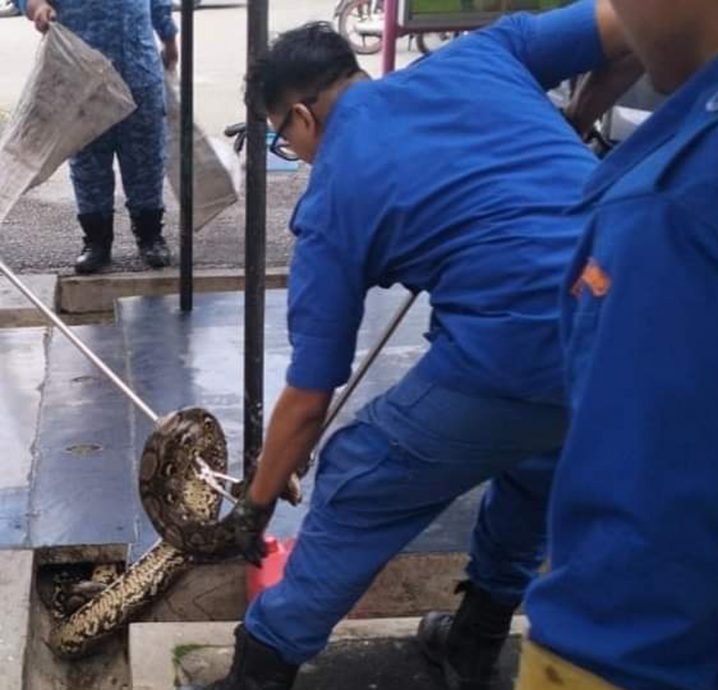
[75,212,113,274]
[205,625,299,690]
[131,208,171,268]
[418,581,517,690]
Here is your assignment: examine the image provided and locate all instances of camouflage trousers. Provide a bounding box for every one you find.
[70,80,167,216]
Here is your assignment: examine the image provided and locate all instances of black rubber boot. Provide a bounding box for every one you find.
[131,208,171,269]
[75,213,113,275]
[417,581,517,690]
[204,625,299,690]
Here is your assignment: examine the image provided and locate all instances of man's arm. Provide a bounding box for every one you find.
[564,54,644,138]
[488,0,632,91]
[150,0,179,70]
[249,386,332,506]
[246,192,368,507]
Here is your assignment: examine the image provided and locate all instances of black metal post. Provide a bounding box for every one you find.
[244,0,269,476]
[179,0,195,312]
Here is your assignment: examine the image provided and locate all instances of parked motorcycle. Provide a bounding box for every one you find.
[334,0,384,55]
[334,0,465,57]
[0,0,20,18]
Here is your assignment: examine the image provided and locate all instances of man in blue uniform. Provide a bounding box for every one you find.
[204,3,631,689]
[517,2,718,690]
[17,0,177,273]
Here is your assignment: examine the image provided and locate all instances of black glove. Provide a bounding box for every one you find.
[189,482,275,566]
[222,484,275,566]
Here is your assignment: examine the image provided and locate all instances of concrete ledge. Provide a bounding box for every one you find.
[35,544,129,566]
[137,551,469,626]
[140,561,246,623]
[0,550,34,690]
[0,273,57,327]
[58,267,289,314]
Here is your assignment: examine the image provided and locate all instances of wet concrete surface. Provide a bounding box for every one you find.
[0,327,45,547]
[29,324,136,548]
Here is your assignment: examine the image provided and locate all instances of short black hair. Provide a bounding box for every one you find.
[247,22,360,114]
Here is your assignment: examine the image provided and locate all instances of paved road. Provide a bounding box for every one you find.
[0,2,418,275]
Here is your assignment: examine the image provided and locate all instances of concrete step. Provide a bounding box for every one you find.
[129,617,527,690]
[59,267,288,315]
[0,550,34,690]
[29,322,136,551]
[0,273,57,327]
[138,551,469,625]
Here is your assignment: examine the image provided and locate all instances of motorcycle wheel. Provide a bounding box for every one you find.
[338,0,383,56]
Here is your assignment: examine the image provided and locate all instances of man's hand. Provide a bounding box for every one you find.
[162,36,179,72]
[225,485,274,567]
[26,0,55,33]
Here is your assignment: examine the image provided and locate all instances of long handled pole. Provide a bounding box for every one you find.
[0,259,159,424]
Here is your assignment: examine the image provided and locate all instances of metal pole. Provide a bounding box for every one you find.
[0,259,159,424]
[382,0,399,74]
[179,0,195,312]
[244,0,269,477]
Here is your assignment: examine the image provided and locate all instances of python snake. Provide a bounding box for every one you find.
[49,408,230,658]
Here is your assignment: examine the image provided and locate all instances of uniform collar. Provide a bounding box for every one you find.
[584,55,718,204]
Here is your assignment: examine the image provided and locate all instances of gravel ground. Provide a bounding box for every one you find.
[0,159,309,275]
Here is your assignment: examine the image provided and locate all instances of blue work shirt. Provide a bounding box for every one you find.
[525,57,718,690]
[15,0,176,88]
[287,0,602,403]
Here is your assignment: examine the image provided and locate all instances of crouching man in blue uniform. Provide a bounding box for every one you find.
[517,2,718,690]
[208,4,630,689]
[17,0,177,273]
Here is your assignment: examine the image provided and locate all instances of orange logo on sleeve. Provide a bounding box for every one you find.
[571,258,611,298]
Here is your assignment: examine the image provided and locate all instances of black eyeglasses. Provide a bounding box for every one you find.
[269,108,300,162]
[269,96,320,162]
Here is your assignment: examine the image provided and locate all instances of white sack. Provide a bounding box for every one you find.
[0,24,136,224]
[165,73,239,232]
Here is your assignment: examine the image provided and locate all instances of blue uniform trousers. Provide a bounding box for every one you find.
[245,367,567,664]
[70,81,166,216]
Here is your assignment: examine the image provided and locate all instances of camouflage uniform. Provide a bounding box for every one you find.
[20,0,178,214]
[16,0,177,271]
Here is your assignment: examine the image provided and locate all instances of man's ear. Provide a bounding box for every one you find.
[293,103,318,134]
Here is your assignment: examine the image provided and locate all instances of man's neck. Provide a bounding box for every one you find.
[314,71,370,124]
[654,22,718,92]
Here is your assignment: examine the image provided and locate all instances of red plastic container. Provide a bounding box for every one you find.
[245,535,295,602]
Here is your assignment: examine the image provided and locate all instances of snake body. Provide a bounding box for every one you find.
[48,406,302,659]
[49,408,228,659]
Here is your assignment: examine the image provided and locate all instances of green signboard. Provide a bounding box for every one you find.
[401,0,567,29]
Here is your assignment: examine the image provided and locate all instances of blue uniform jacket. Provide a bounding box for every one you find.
[15,0,177,88]
[526,55,718,690]
[286,0,603,403]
